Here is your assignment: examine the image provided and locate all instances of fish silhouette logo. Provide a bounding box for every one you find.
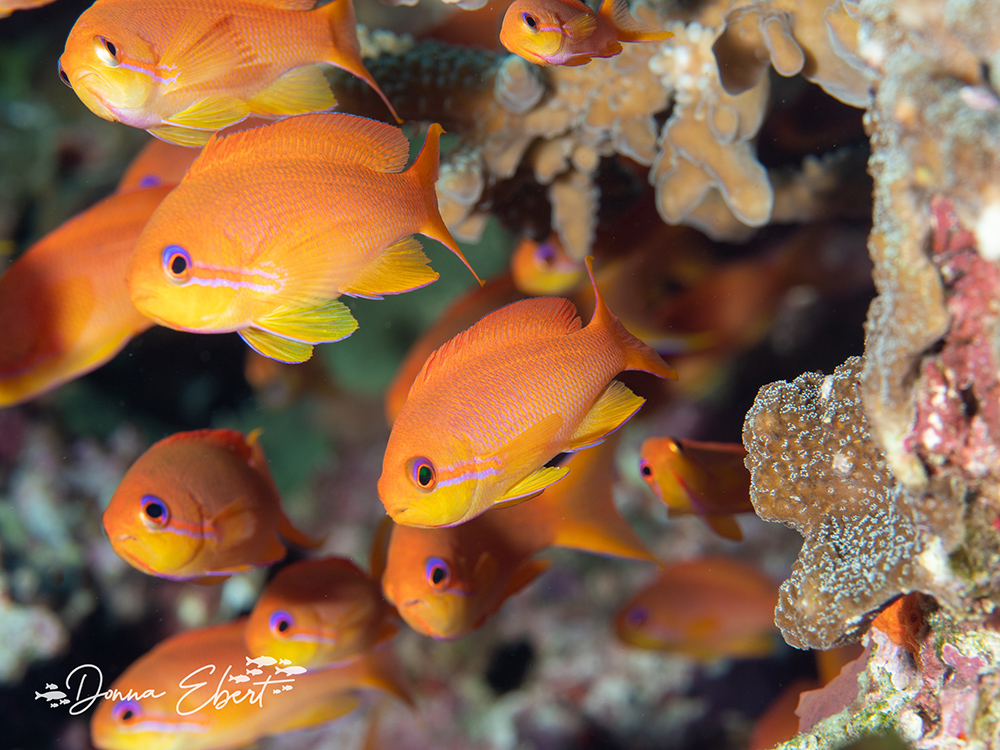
[35,689,67,702]
[274,666,306,676]
[246,656,278,667]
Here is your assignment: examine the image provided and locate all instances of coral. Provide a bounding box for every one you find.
[357,0,873,254]
[742,357,967,650]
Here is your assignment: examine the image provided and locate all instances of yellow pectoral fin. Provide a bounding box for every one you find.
[340,236,439,299]
[164,95,250,131]
[497,465,570,505]
[567,380,645,452]
[239,328,315,363]
[148,124,216,147]
[704,514,743,541]
[247,64,337,117]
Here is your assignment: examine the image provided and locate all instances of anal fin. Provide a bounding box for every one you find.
[341,236,439,299]
[567,380,645,452]
[247,64,337,117]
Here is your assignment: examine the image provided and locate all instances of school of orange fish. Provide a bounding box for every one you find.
[0,0,873,747]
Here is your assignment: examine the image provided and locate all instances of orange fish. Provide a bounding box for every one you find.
[499,0,673,67]
[103,428,320,581]
[116,137,201,192]
[0,0,56,18]
[638,437,753,541]
[0,186,166,407]
[378,435,657,639]
[90,619,410,750]
[58,0,399,147]
[245,557,398,668]
[384,273,526,425]
[510,234,585,296]
[614,557,779,660]
[126,114,479,364]
[378,257,676,528]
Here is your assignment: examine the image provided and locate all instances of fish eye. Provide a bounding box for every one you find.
[57,61,71,87]
[535,242,556,267]
[162,245,192,284]
[522,12,538,30]
[93,36,121,67]
[408,457,436,491]
[269,610,294,637]
[112,699,141,723]
[626,605,649,626]
[639,458,653,478]
[140,494,169,529]
[425,557,450,589]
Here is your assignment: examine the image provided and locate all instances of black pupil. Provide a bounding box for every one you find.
[524,14,536,27]
[58,65,70,85]
[121,710,133,721]
[418,465,432,486]
[641,464,652,476]
[431,566,445,585]
[106,40,117,56]
[145,503,163,519]
[170,254,187,275]
[277,620,290,632]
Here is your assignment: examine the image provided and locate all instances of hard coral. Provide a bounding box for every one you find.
[743,357,967,651]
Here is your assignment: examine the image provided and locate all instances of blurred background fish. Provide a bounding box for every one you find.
[245,557,398,668]
[614,556,780,660]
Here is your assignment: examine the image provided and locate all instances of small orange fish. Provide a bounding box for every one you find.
[59,0,399,147]
[638,437,753,541]
[0,0,56,18]
[614,557,779,660]
[499,0,673,67]
[127,114,479,364]
[378,257,676,528]
[91,619,410,750]
[510,234,585,296]
[0,186,165,407]
[245,557,398,668]
[378,436,657,639]
[384,273,526,424]
[870,593,927,657]
[116,137,201,192]
[103,428,320,582]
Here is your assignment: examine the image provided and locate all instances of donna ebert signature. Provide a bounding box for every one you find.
[35,656,306,716]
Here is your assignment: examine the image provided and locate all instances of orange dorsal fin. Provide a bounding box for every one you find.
[157,428,254,460]
[188,114,410,180]
[318,0,401,123]
[242,0,315,9]
[413,297,581,388]
[513,438,658,563]
[408,123,481,285]
[598,0,675,42]
[584,257,677,380]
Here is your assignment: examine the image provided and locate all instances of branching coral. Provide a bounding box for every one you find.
[347,0,872,254]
